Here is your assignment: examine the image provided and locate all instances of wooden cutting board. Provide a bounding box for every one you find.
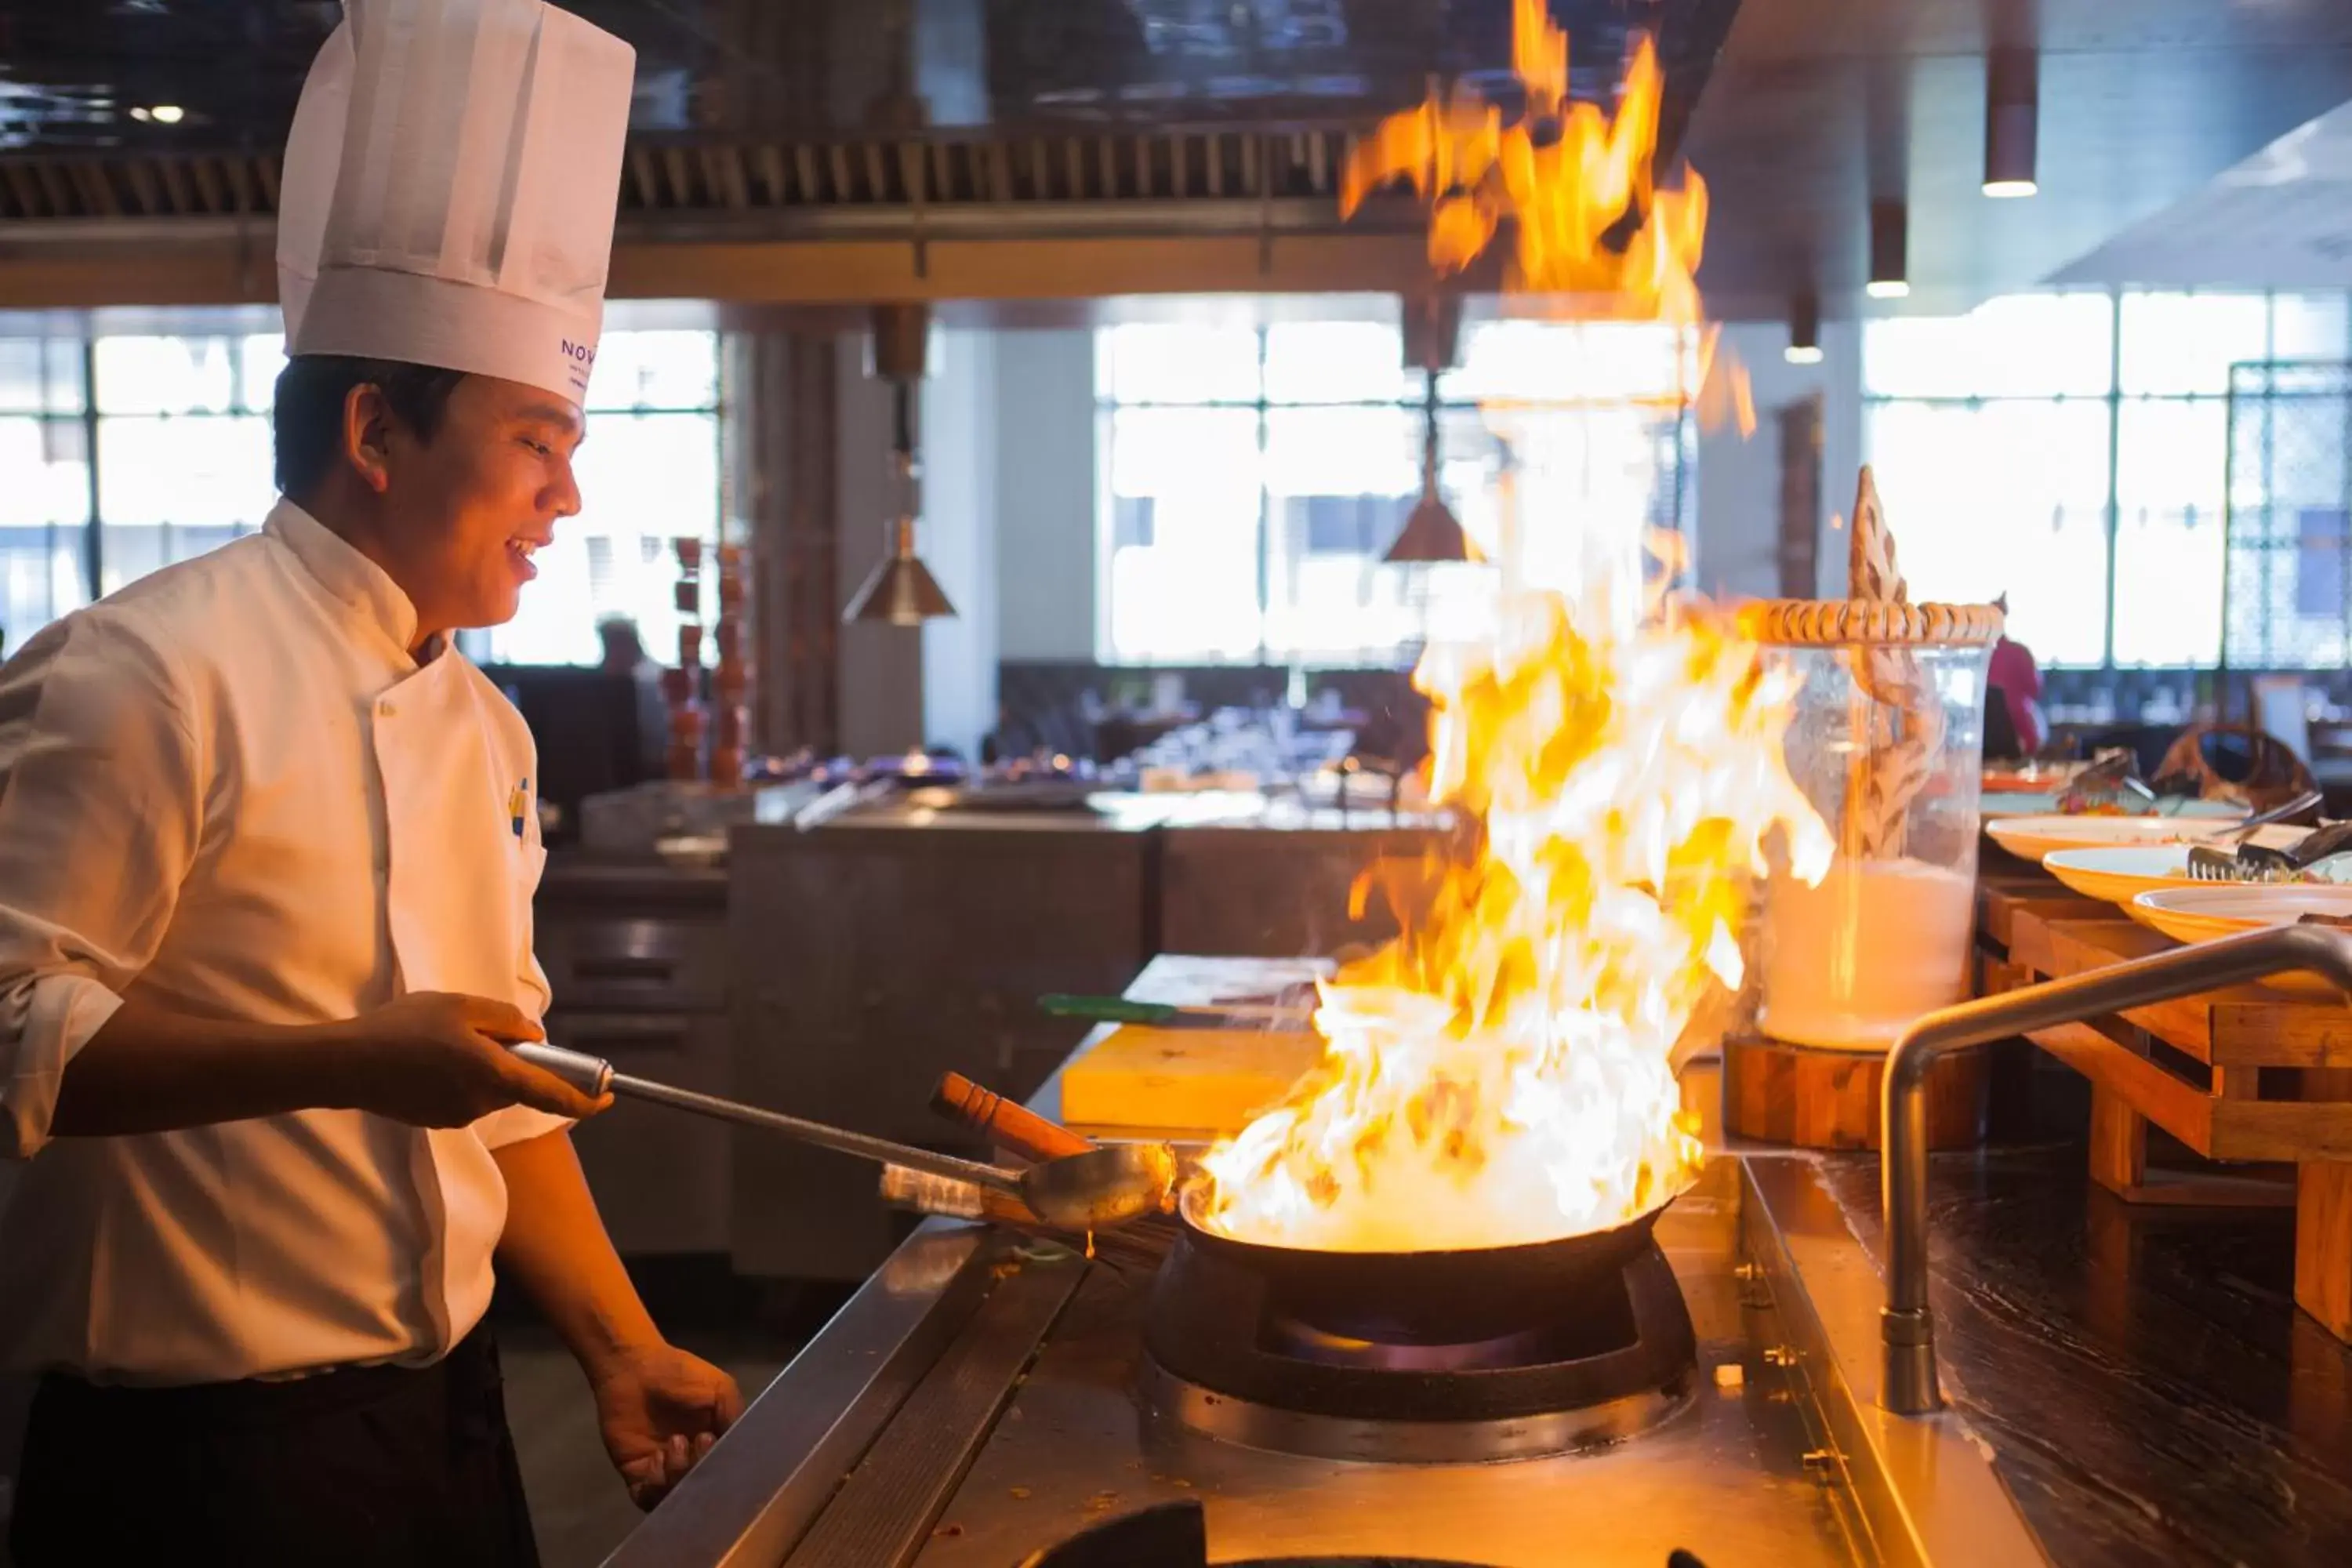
[1059,1023,1323,1137]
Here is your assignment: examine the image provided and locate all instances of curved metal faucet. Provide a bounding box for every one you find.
[1879,922,2352,1415]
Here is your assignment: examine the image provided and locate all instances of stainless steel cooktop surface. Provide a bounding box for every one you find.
[907,1177,1862,1568]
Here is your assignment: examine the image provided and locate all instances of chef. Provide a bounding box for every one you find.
[0,3,740,1563]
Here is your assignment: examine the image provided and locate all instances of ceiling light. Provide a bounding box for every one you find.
[1983,49,2038,198]
[844,304,956,626]
[1866,201,1910,298]
[1386,292,1472,565]
[128,107,150,122]
[146,104,184,125]
[1785,293,1823,365]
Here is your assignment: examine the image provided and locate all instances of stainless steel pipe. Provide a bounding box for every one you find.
[510,1041,1030,1199]
[1878,923,2352,1415]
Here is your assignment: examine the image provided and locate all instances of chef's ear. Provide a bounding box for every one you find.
[341,382,397,495]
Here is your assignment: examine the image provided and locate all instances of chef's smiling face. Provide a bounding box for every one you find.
[390,375,584,634]
[344,372,586,644]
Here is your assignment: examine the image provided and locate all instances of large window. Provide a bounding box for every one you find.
[0,314,721,667]
[0,336,94,647]
[1864,290,2351,668]
[1096,319,1697,665]
[477,328,723,666]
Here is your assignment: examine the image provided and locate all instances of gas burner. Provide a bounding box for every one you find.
[1018,1497,1519,1568]
[1142,1225,1697,1464]
[1019,1497,1717,1568]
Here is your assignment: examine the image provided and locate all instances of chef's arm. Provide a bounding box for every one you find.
[495,1127,742,1505]
[490,1127,662,1367]
[49,1001,365,1135]
[0,618,203,1156]
[45,990,598,1138]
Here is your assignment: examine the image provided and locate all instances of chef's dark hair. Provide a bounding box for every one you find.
[272,354,469,499]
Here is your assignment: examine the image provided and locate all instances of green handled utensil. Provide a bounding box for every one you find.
[1038,993,1312,1026]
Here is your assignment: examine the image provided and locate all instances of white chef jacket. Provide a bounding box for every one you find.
[0,498,565,1385]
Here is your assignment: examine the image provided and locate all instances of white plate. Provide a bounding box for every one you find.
[2039,846,2214,909]
[1978,793,2241,822]
[2037,831,2315,908]
[1986,811,2268,863]
[2129,885,2352,998]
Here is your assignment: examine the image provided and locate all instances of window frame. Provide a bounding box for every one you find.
[1862,288,2352,671]
[1094,321,1699,667]
[0,318,725,666]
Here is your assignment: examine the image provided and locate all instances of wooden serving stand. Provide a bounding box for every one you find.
[1991,872,2352,1341]
[1722,1033,1990,1150]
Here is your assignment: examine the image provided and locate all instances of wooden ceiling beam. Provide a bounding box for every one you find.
[0,229,1439,309]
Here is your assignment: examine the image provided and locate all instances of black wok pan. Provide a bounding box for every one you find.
[1173,1181,1673,1345]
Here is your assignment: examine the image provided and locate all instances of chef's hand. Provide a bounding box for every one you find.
[590,1341,745,1510]
[332,992,609,1126]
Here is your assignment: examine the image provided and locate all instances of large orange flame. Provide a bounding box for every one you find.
[1342,0,1697,311]
[1196,4,1820,1251]
[1200,572,1829,1250]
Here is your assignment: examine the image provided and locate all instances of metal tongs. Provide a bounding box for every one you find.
[510,1044,1178,1230]
[2183,789,2333,881]
[2056,750,2166,814]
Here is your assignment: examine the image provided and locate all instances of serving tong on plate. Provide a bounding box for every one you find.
[2056,751,2186,815]
[2183,789,2337,881]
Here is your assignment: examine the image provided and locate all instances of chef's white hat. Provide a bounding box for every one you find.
[278,0,635,405]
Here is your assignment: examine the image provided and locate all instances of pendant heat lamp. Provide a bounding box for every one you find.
[1983,49,2039,198]
[1866,202,1911,300]
[844,303,957,626]
[1385,293,1471,564]
[1784,292,1824,365]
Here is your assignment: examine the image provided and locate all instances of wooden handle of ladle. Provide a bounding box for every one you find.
[932,1072,1095,1162]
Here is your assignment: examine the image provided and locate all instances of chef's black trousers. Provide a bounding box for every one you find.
[8,1323,539,1568]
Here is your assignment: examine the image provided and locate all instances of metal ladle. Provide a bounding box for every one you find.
[510,1042,1178,1230]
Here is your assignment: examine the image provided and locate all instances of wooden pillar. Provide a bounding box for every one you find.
[729,326,843,757]
[2086,1083,2147,1196]
[2297,1066,2352,1339]
[2296,1163,2352,1339]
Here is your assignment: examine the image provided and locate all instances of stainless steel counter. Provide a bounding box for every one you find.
[608,1143,2039,1568]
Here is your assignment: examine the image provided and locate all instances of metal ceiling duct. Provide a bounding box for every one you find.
[844,302,958,626]
[1385,292,1472,565]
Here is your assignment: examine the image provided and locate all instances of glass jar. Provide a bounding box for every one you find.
[1748,613,1998,1052]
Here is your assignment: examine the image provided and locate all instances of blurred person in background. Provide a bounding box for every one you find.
[1988,592,2047,756]
[599,615,670,782]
